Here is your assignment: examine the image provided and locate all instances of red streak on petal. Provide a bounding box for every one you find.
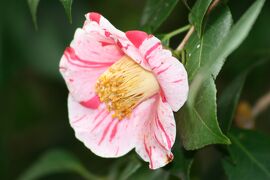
[64,47,114,67]
[156,65,170,75]
[64,53,96,68]
[80,95,101,109]
[105,31,111,37]
[98,120,115,145]
[166,153,174,163]
[116,41,123,48]
[172,79,183,83]
[72,114,87,124]
[109,121,119,142]
[94,109,106,122]
[100,41,114,47]
[152,63,163,70]
[91,111,110,132]
[89,12,101,24]
[156,116,172,149]
[154,132,167,150]
[126,30,148,48]
[160,90,167,103]
[144,136,153,169]
[144,42,161,61]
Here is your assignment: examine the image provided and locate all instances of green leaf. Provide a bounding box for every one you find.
[118,157,142,180]
[217,73,247,133]
[27,0,40,29]
[178,78,230,150]
[185,4,233,81]
[223,129,270,180]
[59,0,73,23]
[186,0,265,141]
[177,5,232,150]
[210,0,266,78]
[140,0,179,32]
[18,149,102,180]
[189,0,265,104]
[189,0,212,37]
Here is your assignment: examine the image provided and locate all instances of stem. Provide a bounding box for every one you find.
[163,24,191,41]
[176,26,194,51]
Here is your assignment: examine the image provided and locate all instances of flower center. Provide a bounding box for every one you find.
[95,55,159,120]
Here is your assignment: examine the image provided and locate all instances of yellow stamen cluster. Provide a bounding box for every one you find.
[95,55,159,120]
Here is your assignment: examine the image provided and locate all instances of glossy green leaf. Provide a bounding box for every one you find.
[217,73,247,133]
[189,0,212,37]
[178,78,230,150]
[27,0,40,29]
[223,129,270,180]
[186,2,265,148]
[177,5,232,150]
[189,0,265,105]
[59,0,73,23]
[140,0,179,32]
[185,5,233,81]
[18,149,101,180]
[210,0,266,78]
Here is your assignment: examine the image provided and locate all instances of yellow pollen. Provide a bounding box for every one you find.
[95,55,160,120]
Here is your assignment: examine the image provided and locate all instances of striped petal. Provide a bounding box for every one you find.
[59,28,124,105]
[147,48,189,111]
[135,95,176,169]
[68,94,157,158]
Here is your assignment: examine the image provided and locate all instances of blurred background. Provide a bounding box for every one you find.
[0,0,269,179]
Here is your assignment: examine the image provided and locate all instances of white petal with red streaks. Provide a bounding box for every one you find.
[147,49,189,111]
[68,94,157,158]
[83,13,152,70]
[59,28,123,104]
[135,96,176,169]
[71,28,123,63]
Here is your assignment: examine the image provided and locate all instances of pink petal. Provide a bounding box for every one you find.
[88,12,101,23]
[147,47,189,111]
[70,29,123,64]
[135,95,176,169]
[84,13,151,70]
[126,31,148,48]
[83,13,188,110]
[59,28,124,104]
[68,94,157,158]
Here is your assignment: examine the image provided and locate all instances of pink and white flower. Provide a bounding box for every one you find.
[59,12,188,169]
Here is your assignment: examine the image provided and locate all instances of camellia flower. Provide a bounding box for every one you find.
[59,12,188,169]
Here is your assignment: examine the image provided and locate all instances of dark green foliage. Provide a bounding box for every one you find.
[140,0,179,32]
[223,129,270,180]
